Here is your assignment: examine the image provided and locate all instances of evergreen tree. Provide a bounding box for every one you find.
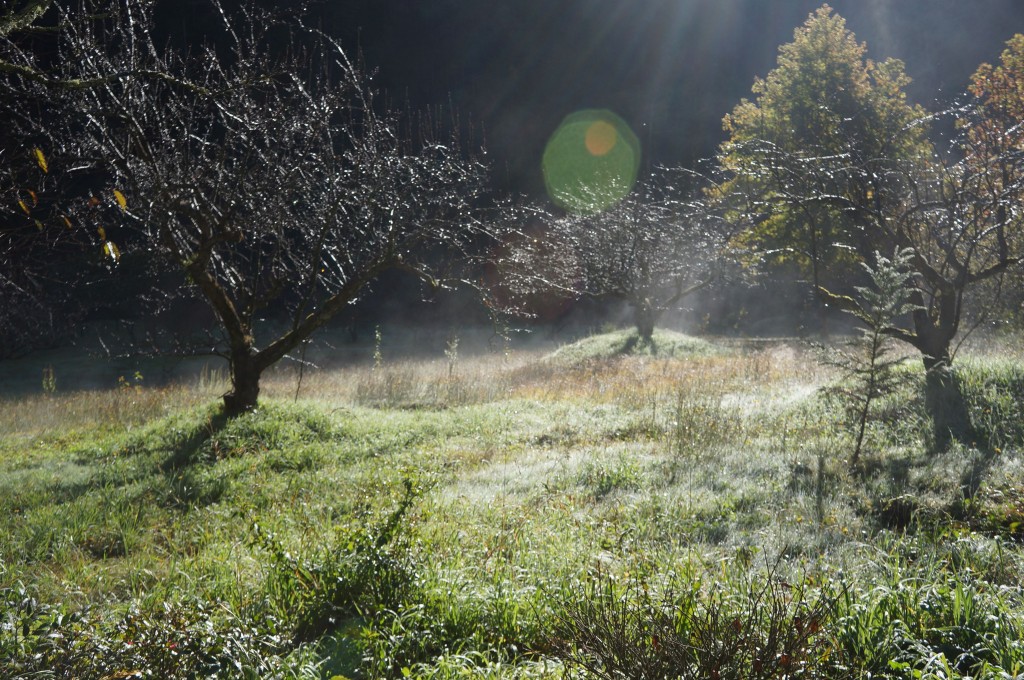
[823,248,919,467]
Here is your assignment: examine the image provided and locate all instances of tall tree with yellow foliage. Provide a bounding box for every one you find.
[719,4,929,295]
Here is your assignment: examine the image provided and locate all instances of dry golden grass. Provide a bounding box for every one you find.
[260,339,828,413]
[0,383,222,441]
[0,338,827,444]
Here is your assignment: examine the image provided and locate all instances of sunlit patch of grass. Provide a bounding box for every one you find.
[956,355,1024,451]
[543,328,721,366]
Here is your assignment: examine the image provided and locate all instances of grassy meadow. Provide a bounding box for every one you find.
[2,328,1024,678]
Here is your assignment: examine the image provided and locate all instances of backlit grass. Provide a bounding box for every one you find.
[2,330,1023,678]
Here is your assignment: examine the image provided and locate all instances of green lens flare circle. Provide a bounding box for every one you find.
[542,109,641,214]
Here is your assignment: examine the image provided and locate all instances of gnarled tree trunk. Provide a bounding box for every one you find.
[913,298,972,449]
[224,347,262,417]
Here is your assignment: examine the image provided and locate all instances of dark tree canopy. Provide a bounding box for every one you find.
[3,0,493,414]
[1,1,114,358]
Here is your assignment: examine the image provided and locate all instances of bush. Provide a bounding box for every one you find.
[257,479,422,643]
[549,558,838,679]
[0,584,312,679]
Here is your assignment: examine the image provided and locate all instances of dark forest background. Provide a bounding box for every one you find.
[164,0,1024,193]
[6,0,1024,377]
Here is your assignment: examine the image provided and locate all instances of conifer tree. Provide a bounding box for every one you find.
[823,248,919,467]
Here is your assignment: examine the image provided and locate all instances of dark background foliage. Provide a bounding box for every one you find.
[5,0,1024,365]
[169,0,1024,194]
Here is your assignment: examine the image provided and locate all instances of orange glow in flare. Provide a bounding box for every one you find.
[584,120,618,156]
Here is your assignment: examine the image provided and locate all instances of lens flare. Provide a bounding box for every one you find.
[543,109,640,214]
[585,120,618,156]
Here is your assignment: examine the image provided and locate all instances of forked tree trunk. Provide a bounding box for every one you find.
[184,264,266,417]
[633,301,660,345]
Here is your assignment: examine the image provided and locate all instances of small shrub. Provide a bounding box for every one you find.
[550,558,838,679]
[819,247,919,468]
[359,580,549,679]
[0,585,311,679]
[577,456,642,500]
[257,479,421,643]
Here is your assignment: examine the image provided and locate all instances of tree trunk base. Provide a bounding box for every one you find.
[924,365,972,451]
[223,363,261,417]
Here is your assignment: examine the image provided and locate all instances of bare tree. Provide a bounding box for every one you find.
[4,0,491,414]
[505,169,728,343]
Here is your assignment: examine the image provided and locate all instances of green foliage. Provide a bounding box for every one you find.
[550,559,838,679]
[0,585,317,679]
[360,586,547,679]
[577,455,643,500]
[374,325,384,371]
[822,248,920,466]
[257,478,422,643]
[40,365,55,394]
[720,5,929,280]
[831,534,1024,679]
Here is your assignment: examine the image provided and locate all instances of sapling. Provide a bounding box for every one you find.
[822,248,920,468]
[445,333,459,378]
[373,325,384,371]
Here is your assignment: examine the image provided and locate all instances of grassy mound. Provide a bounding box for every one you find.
[545,328,721,365]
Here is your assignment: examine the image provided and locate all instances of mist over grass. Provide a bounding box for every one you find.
[2,327,1024,678]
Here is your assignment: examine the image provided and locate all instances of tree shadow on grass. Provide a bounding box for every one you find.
[154,407,233,508]
[157,408,230,473]
[958,446,1000,508]
[618,331,657,356]
[860,441,1000,532]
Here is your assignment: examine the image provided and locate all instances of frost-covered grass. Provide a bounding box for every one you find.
[2,329,1024,678]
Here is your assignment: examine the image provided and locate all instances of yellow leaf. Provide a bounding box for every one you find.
[97,226,106,240]
[103,241,121,263]
[28,189,38,206]
[62,215,73,229]
[34,148,48,173]
[113,189,127,211]
[18,199,30,215]
[34,219,43,231]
